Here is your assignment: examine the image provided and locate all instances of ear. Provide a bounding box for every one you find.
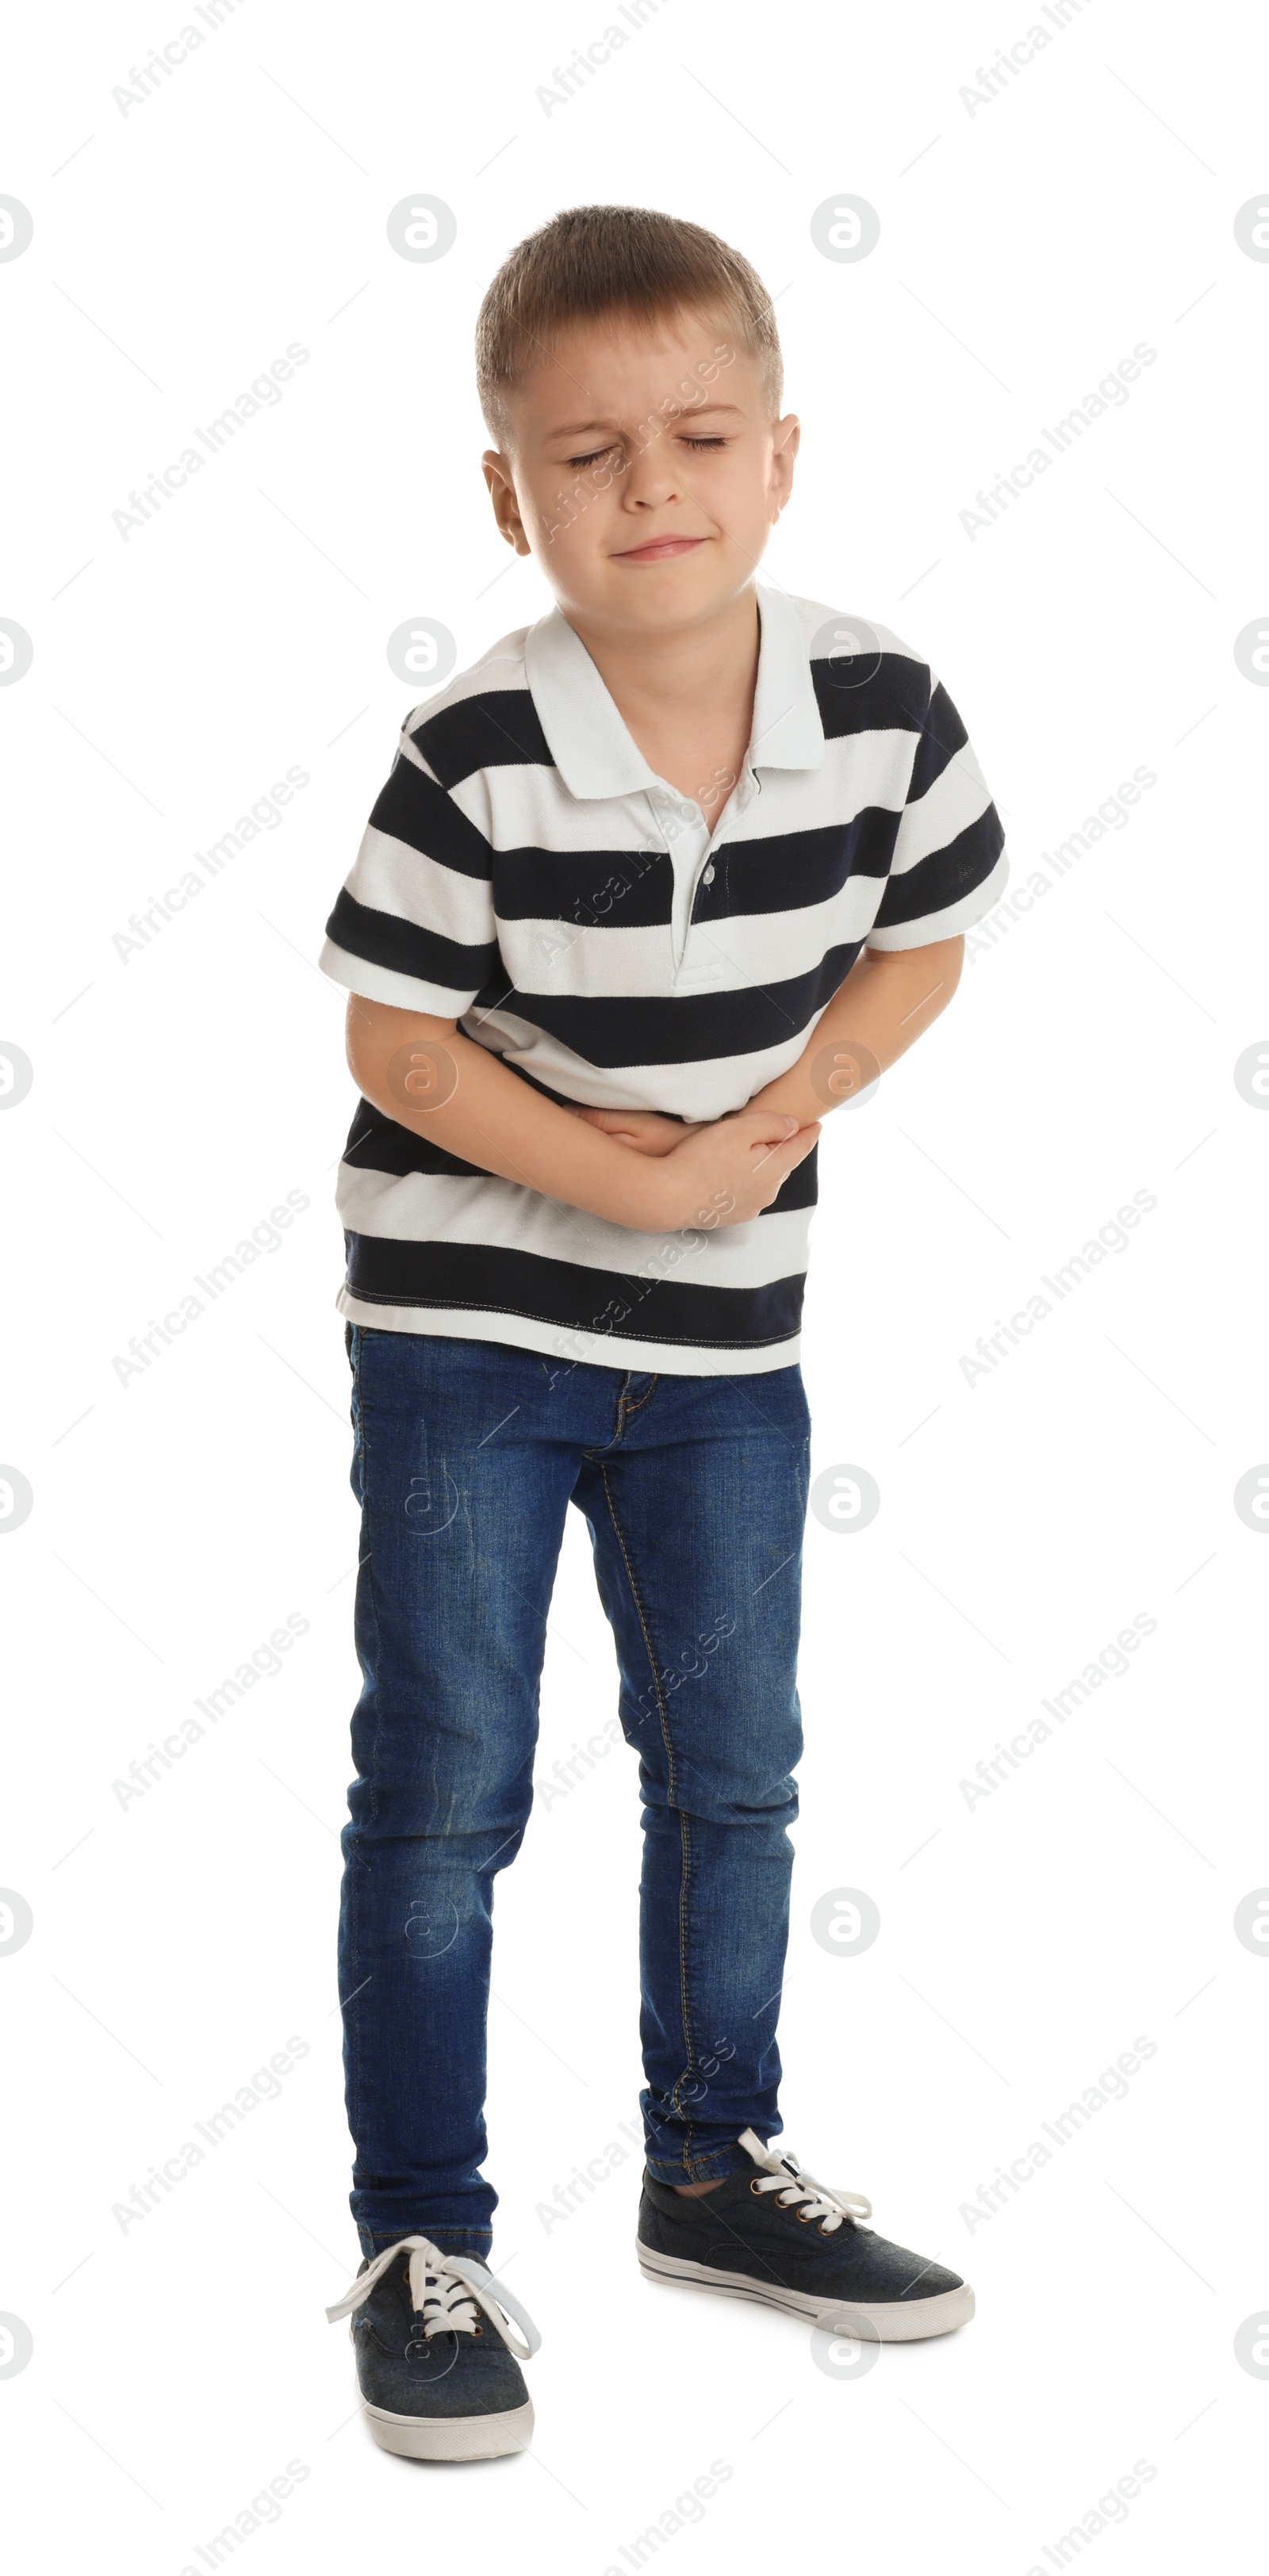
[769,412,800,518]
[481,450,532,555]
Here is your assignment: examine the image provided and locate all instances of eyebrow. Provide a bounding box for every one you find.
[546,403,746,438]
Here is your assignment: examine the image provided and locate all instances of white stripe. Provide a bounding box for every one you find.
[448,767,658,853]
[891,741,995,874]
[336,1164,812,1288]
[729,730,913,836]
[792,595,930,670]
[447,724,915,853]
[344,823,495,945]
[401,632,534,733]
[318,935,477,1016]
[335,1288,800,1377]
[495,880,882,1001]
[464,1006,826,1118]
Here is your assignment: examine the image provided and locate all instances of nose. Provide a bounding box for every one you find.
[619,430,684,511]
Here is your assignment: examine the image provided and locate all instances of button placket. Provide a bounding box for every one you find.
[658,790,709,978]
[678,765,757,982]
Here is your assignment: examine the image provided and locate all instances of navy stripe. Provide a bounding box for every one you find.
[489,817,899,931]
[907,681,968,802]
[344,1234,805,1351]
[342,1094,819,1210]
[871,809,1005,930]
[480,944,861,1067]
[810,651,929,744]
[326,888,499,993]
[692,816,896,925]
[342,1095,489,1181]
[409,690,554,790]
[369,760,493,882]
[493,842,673,928]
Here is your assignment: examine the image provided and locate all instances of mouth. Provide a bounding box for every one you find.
[611,536,707,562]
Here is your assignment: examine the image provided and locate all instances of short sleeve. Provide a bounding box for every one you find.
[318,728,500,1015]
[866,676,1008,950]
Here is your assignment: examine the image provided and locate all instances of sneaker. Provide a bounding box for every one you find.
[636,2127,973,2341]
[326,2235,540,2460]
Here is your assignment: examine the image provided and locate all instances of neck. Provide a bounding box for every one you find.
[562,584,761,737]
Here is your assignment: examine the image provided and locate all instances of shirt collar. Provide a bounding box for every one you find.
[522,579,825,800]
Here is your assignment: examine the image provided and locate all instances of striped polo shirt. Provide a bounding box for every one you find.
[318,583,1008,1375]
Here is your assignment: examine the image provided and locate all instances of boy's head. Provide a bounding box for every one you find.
[476,205,798,642]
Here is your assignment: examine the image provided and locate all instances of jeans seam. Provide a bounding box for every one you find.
[671,1812,694,2149]
[621,1373,659,1420]
[599,1462,697,2170]
[347,1331,385,2171]
[604,1372,661,1460]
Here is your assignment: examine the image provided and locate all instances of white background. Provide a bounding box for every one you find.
[2,0,1267,2566]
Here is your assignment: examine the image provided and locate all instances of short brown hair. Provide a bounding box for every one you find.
[475,204,782,442]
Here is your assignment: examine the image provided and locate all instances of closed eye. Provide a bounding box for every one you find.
[564,434,729,467]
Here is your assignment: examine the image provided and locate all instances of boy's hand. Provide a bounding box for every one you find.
[649,1111,821,1231]
[574,1106,703,1157]
[344,997,817,1236]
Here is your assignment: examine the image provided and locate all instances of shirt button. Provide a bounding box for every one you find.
[703,863,715,883]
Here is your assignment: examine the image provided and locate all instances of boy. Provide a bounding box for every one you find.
[320,205,1008,2460]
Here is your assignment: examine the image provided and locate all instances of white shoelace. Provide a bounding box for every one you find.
[738,2126,872,2231]
[325,2235,541,2363]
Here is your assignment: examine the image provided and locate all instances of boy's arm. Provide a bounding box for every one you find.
[344,996,819,1233]
[745,935,964,1123]
[577,936,964,1150]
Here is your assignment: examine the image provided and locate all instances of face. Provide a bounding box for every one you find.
[482,308,799,644]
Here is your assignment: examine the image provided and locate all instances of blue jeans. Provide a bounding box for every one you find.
[340,1325,811,2258]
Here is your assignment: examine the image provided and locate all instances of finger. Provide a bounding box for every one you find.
[737,1111,802,1145]
[752,1123,821,1184]
[585,1110,655,1142]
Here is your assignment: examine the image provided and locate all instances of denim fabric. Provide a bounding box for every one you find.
[339,1324,811,2256]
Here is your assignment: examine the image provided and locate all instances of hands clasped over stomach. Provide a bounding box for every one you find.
[577,1105,820,1230]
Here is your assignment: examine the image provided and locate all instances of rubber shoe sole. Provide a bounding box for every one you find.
[362,2395,535,2461]
[636,2239,973,2341]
